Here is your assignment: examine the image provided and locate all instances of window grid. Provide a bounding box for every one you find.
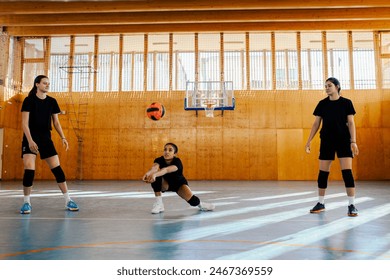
[21,32,380,92]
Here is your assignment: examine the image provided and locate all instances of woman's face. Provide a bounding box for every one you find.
[325,81,338,96]
[163,144,176,160]
[36,78,50,93]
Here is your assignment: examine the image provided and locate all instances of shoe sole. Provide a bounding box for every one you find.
[67,208,79,211]
[151,208,164,214]
[310,209,325,213]
[348,213,358,217]
[151,211,164,214]
[20,211,31,214]
[199,207,215,211]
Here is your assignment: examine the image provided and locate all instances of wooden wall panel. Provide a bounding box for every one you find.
[249,129,277,179]
[2,128,23,180]
[348,91,382,129]
[277,129,305,180]
[247,92,276,128]
[275,92,303,128]
[117,128,146,179]
[383,90,390,128]
[356,128,384,180]
[223,95,250,129]
[2,88,389,181]
[384,128,390,180]
[222,128,250,179]
[196,128,223,179]
[89,129,119,179]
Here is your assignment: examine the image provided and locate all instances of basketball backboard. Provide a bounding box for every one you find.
[184,81,235,117]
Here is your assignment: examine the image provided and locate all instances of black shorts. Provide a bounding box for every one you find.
[319,139,353,160]
[151,177,187,193]
[21,133,58,160]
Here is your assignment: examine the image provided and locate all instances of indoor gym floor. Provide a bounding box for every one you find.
[0,180,389,260]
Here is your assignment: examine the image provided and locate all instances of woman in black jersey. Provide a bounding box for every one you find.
[305,77,359,217]
[20,75,79,214]
[143,143,215,214]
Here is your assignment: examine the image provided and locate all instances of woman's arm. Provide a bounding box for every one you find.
[143,164,178,183]
[347,114,359,156]
[52,113,69,151]
[22,111,38,153]
[305,116,322,153]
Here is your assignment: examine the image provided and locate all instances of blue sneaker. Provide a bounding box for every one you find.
[66,200,79,211]
[20,203,32,214]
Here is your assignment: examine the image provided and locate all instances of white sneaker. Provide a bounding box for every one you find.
[151,201,164,214]
[198,201,215,211]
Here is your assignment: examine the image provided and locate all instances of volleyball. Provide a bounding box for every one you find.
[146,102,165,121]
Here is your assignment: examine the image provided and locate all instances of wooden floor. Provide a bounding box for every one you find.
[0,180,389,260]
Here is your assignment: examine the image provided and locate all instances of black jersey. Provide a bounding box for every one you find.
[21,94,61,133]
[313,96,356,141]
[154,156,188,187]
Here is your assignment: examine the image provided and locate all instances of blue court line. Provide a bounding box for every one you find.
[375,234,390,260]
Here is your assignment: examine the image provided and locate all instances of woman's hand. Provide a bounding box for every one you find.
[62,138,69,151]
[28,140,39,154]
[305,143,311,154]
[351,143,359,156]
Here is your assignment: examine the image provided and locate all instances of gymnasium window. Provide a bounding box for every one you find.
[14,31,382,93]
[249,33,272,90]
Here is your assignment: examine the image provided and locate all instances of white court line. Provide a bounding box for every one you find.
[5,191,105,198]
[159,192,347,223]
[210,196,241,201]
[115,190,215,198]
[172,197,373,242]
[242,191,314,201]
[219,202,390,260]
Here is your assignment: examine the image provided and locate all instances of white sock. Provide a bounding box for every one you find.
[24,195,31,204]
[63,192,71,204]
[348,196,355,206]
[319,196,325,204]
[155,196,162,203]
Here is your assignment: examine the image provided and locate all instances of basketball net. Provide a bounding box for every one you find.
[203,101,217,117]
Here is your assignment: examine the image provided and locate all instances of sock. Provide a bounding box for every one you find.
[24,195,31,205]
[63,192,71,204]
[155,196,163,203]
[319,196,325,204]
[348,196,355,206]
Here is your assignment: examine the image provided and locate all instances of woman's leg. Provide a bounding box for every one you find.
[44,155,78,211]
[150,177,164,214]
[310,160,332,213]
[177,185,215,211]
[20,154,36,214]
[339,157,358,216]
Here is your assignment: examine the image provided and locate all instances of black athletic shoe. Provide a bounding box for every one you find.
[310,202,325,213]
[348,204,358,217]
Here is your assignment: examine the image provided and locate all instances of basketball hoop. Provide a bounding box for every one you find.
[202,101,217,117]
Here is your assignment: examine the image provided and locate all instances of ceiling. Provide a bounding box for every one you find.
[1,0,390,36]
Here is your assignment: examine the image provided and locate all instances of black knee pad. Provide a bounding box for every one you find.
[23,169,35,187]
[317,170,329,189]
[342,169,355,188]
[51,166,66,183]
[187,195,200,207]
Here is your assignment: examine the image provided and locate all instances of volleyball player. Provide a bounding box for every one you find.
[305,77,359,217]
[20,75,79,214]
[143,142,215,214]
